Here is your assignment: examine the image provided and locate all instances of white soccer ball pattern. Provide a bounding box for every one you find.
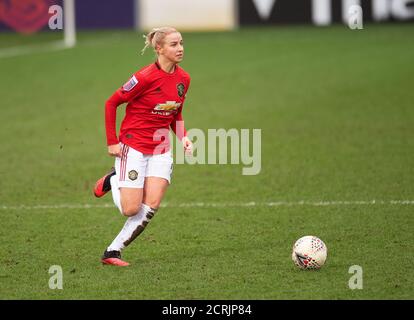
[292,236,327,270]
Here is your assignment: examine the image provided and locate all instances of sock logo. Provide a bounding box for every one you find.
[128,170,138,181]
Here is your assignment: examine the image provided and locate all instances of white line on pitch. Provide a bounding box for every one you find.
[0,33,124,59]
[0,200,414,210]
[0,40,68,59]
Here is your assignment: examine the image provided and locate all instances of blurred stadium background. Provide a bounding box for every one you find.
[0,0,413,299]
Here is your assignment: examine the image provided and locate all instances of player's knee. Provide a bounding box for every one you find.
[143,199,160,210]
[121,205,140,217]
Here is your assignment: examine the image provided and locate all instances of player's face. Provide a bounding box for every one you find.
[159,32,184,64]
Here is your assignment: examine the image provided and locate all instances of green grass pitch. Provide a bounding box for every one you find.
[0,24,413,299]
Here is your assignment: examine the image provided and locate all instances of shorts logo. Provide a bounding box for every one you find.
[177,83,185,97]
[128,170,138,181]
[122,75,138,92]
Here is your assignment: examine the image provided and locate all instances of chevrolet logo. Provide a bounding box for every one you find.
[154,101,181,111]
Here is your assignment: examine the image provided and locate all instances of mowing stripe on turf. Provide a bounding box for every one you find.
[0,200,414,210]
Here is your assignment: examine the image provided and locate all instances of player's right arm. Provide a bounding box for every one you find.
[105,72,148,156]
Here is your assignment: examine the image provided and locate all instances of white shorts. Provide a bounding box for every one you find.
[115,143,173,188]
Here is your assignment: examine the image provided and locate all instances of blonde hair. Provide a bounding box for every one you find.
[141,27,179,55]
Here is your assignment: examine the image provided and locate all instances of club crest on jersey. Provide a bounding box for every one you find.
[122,75,138,92]
[177,83,185,97]
[128,170,138,181]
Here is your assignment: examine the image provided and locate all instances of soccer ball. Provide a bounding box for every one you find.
[292,236,327,270]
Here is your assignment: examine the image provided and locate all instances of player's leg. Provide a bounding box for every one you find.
[102,150,173,266]
[102,145,147,266]
[133,150,174,232]
[119,187,143,216]
[142,176,169,209]
[143,149,173,208]
[102,187,144,266]
[106,175,170,254]
[105,177,169,263]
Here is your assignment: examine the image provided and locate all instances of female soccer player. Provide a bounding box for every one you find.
[93,27,193,266]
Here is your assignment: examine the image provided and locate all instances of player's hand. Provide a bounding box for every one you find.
[108,144,122,157]
[182,136,193,155]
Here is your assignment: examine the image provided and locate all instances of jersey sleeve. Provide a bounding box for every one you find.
[170,76,191,141]
[105,72,149,145]
[117,72,149,102]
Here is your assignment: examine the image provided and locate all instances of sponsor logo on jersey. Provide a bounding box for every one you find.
[152,101,181,116]
[154,101,181,111]
[122,75,138,91]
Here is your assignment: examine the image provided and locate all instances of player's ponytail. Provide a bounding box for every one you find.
[141,27,178,55]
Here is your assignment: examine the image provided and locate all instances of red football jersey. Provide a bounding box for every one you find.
[105,62,190,154]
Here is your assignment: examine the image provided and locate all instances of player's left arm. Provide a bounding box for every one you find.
[171,77,192,154]
[171,106,192,154]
